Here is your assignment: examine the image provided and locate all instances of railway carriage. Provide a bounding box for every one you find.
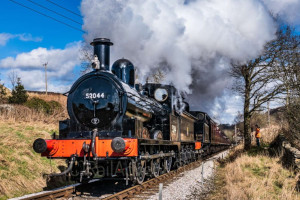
[191,111,231,155]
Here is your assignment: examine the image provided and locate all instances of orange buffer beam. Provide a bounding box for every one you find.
[35,138,138,158]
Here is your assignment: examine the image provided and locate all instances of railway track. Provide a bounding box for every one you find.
[101,149,228,200]
[101,164,192,200]
[10,184,79,200]
[13,148,231,200]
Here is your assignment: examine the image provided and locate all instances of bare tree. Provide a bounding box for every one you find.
[230,40,284,150]
[271,26,300,106]
[79,42,94,74]
[233,111,243,126]
[272,26,300,148]
[8,70,18,89]
[148,69,165,83]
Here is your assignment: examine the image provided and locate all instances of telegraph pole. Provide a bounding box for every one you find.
[267,101,270,126]
[43,62,48,95]
[234,124,237,144]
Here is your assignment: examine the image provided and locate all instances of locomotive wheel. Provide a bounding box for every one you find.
[151,159,160,177]
[164,157,172,173]
[135,161,146,184]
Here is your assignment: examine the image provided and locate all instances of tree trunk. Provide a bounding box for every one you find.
[243,74,252,150]
[244,113,251,150]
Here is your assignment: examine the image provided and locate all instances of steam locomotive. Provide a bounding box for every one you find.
[33,38,230,184]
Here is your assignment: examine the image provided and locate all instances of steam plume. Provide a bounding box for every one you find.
[80,0,299,120]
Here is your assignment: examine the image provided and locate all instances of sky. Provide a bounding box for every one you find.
[0,0,300,124]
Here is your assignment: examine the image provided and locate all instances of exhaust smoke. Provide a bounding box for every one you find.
[80,0,300,120]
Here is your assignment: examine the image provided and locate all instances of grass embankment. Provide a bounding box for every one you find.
[210,148,299,200]
[28,92,67,107]
[209,125,300,200]
[0,99,69,200]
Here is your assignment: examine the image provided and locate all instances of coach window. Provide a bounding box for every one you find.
[154,88,168,102]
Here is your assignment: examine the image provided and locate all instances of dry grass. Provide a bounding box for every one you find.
[209,125,300,200]
[27,93,67,107]
[0,104,68,124]
[210,149,300,200]
[0,99,69,199]
[0,121,69,200]
[3,87,11,96]
[4,92,68,123]
[250,124,281,146]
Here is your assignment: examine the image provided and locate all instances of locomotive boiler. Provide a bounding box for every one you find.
[33,38,229,184]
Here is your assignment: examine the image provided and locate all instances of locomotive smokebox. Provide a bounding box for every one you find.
[90,38,113,70]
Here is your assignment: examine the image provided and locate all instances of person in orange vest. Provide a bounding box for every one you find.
[255,124,261,147]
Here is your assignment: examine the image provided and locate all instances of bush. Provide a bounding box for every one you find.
[0,84,7,103]
[48,100,62,111]
[8,78,28,104]
[24,97,61,115]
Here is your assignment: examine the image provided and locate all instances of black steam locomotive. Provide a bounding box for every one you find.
[33,38,230,184]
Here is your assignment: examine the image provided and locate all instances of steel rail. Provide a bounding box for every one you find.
[11,184,79,200]
[102,147,230,200]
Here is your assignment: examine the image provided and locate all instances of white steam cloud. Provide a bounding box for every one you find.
[80,0,299,121]
[262,0,300,26]
[81,0,276,90]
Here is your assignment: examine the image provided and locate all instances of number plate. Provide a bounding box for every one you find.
[85,92,106,99]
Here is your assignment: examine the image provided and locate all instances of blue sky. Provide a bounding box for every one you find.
[0,0,82,51]
[0,0,83,91]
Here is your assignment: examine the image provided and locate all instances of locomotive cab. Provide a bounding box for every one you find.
[143,83,197,142]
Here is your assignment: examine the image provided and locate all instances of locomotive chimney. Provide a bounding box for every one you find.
[90,38,113,70]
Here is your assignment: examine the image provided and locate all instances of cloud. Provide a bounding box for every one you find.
[0,42,81,92]
[0,42,81,76]
[0,33,14,46]
[80,0,282,123]
[17,33,43,42]
[262,0,300,26]
[80,0,300,123]
[81,0,276,90]
[7,69,72,93]
[0,33,42,46]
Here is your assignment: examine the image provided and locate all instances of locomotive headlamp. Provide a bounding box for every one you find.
[111,137,126,153]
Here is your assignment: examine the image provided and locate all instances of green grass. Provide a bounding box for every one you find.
[247,145,268,156]
[15,131,26,139]
[25,126,34,130]
[0,121,67,200]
